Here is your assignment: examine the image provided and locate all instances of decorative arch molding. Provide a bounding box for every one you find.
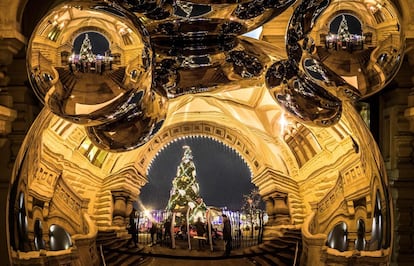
[134,120,287,179]
[326,10,365,30]
[70,26,113,49]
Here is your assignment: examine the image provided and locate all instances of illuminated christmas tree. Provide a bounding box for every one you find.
[166,145,207,222]
[337,15,351,42]
[80,33,95,62]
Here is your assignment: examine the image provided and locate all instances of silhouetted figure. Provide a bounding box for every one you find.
[180,222,187,240]
[126,209,138,247]
[195,217,206,249]
[222,214,232,256]
[163,219,172,247]
[150,222,158,245]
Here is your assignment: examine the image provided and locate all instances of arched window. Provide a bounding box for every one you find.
[326,222,348,252]
[355,219,366,251]
[370,190,383,250]
[17,192,28,244]
[49,224,72,251]
[34,219,45,250]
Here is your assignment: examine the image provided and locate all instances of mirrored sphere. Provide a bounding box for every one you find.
[27,1,154,125]
[153,37,285,98]
[288,0,405,98]
[86,90,167,151]
[265,58,344,127]
[115,0,296,43]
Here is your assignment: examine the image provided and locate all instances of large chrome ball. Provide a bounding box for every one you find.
[86,89,167,151]
[26,1,162,126]
[115,0,296,43]
[287,0,405,98]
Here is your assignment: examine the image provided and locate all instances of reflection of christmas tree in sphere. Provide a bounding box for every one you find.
[166,145,207,222]
[80,33,95,62]
[337,15,351,42]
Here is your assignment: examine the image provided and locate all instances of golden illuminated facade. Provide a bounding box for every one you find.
[0,0,414,265]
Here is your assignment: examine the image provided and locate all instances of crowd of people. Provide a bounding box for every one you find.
[68,59,112,75]
[126,210,233,256]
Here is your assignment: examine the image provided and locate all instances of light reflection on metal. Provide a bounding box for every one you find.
[152,37,284,98]
[265,0,363,126]
[86,90,167,151]
[26,2,167,125]
[13,0,396,264]
[288,0,405,98]
[116,0,296,41]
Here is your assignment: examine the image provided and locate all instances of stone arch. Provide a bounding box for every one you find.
[326,10,365,32]
[70,27,113,51]
[137,120,289,180]
[132,119,303,230]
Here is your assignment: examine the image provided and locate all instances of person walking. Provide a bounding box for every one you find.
[222,214,232,256]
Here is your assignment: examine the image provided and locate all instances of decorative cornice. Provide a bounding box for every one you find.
[0,37,25,63]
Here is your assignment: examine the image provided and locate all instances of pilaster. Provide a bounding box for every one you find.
[0,34,25,265]
[381,43,414,265]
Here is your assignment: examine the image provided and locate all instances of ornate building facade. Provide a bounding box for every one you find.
[0,0,413,265]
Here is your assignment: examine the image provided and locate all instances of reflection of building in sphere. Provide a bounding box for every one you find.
[325,14,364,52]
[70,32,113,66]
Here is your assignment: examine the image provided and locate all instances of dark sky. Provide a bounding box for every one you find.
[73,32,109,54]
[138,137,256,211]
[330,14,362,35]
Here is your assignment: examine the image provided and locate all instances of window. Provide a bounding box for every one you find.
[283,123,320,167]
[51,118,72,136]
[326,222,348,252]
[34,219,45,250]
[49,224,72,251]
[78,138,108,168]
[355,219,366,251]
[17,192,28,244]
[370,190,383,250]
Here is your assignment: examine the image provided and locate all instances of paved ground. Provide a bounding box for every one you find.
[144,257,256,265]
[127,240,258,265]
[139,244,257,266]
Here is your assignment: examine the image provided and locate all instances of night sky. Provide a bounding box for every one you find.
[73,32,109,54]
[138,137,256,211]
[330,14,362,35]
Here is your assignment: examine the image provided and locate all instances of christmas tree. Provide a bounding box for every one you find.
[79,33,95,62]
[337,15,351,42]
[166,145,207,222]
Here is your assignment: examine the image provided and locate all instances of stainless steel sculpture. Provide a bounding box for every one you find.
[26,0,405,144]
[289,0,405,98]
[27,2,167,150]
[10,0,402,265]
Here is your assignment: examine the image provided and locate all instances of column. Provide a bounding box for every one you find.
[111,190,130,226]
[381,47,414,265]
[0,36,24,265]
